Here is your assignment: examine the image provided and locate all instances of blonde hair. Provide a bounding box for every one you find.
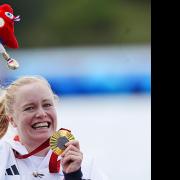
[0,76,56,139]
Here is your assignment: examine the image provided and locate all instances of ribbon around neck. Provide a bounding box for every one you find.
[13,128,73,173]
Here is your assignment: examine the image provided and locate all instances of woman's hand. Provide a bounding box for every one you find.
[61,140,83,173]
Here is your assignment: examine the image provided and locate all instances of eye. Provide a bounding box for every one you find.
[24,106,34,111]
[43,103,52,108]
[5,12,14,19]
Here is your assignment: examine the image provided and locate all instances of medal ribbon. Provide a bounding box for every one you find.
[13,138,59,173]
[13,138,50,159]
[12,128,71,173]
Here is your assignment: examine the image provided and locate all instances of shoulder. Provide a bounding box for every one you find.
[0,140,12,159]
[0,140,11,152]
[0,140,12,173]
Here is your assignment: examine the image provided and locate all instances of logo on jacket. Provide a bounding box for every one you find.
[5,164,20,175]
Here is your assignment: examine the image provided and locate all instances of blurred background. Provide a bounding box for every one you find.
[0,0,151,180]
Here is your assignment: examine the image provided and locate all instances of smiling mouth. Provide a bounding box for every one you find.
[31,122,51,129]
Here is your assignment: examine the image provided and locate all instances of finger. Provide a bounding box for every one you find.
[61,144,80,156]
[61,148,80,157]
[63,150,83,158]
[65,140,80,149]
[62,154,83,165]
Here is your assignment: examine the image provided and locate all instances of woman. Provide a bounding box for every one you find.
[0,76,107,180]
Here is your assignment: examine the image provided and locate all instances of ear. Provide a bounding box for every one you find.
[7,115,17,128]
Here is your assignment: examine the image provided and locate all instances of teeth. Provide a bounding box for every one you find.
[32,122,49,129]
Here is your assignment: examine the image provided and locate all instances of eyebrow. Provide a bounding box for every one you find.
[21,99,53,108]
[21,103,35,109]
[42,99,53,103]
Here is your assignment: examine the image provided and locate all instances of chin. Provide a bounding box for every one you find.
[31,136,49,144]
[31,132,52,141]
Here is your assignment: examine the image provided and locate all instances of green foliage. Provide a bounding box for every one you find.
[1,0,150,47]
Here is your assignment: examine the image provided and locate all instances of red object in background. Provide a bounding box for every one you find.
[0,4,19,48]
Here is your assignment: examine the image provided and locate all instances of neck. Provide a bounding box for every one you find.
[25,145,50,157]
[20,138,50,157]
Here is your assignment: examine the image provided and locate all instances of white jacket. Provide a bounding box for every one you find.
[0,140,108,180]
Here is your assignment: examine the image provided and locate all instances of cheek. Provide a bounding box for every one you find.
[13,113,31,128]
[51,110,58,127]
[53,114,57,125]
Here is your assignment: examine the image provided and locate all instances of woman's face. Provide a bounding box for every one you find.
[10,82,57,145]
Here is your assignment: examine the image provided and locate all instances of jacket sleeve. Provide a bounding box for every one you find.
[0,141,10,180]
[63,168,83,180]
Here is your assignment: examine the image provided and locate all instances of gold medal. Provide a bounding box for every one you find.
[50,129,75,156]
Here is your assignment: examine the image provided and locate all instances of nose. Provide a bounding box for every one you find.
[35,107,47,118]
